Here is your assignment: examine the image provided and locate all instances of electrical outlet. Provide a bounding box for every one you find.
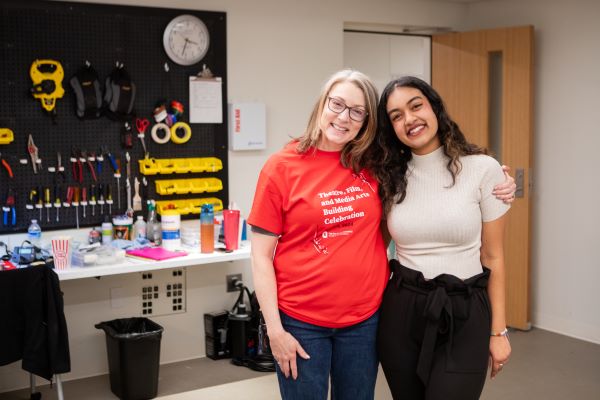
[226,273,242,292]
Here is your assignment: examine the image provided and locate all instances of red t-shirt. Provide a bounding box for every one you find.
[248,143,389,328]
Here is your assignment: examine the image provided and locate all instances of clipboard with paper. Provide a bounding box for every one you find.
[189,65,223,123]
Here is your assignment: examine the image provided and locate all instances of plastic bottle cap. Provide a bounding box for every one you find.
[137,216,144,220]
[31,219,37,224]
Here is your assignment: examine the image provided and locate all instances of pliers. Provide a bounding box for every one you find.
[102,146,119,173]
[0,154,14,179]
[96,148,104,175]
[71,147,83,183]
[3,188,16,226]
[82,150,97,182]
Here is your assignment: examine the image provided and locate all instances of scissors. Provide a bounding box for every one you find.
[135,118,150,157]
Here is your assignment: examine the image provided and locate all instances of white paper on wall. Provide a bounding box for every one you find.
[189,77,223,123]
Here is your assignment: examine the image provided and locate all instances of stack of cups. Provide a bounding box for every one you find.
[51,236,72,270]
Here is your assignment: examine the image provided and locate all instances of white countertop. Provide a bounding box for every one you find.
[55,243,251,281]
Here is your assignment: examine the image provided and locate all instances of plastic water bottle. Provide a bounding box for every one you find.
[27,219,42,247]
[133,216,147,241]
[146,201,161,245]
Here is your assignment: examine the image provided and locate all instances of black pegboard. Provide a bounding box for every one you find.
[0,0,228,233]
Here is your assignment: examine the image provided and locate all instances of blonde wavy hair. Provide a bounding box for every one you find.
[296,69,379,173]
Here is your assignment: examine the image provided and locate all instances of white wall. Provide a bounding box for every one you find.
[1,0,466,392]
[461,0,600,343]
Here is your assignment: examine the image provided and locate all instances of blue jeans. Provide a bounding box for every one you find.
[275,311,379,400]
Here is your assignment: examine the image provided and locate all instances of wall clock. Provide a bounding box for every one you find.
[163,14,210,66]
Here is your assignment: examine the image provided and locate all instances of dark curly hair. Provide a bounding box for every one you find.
[369,76,487,215]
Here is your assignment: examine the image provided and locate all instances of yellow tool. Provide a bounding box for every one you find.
[30,59,65,113]
[0,128,14,145]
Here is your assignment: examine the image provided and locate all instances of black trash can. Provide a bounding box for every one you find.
[95,318,164,400]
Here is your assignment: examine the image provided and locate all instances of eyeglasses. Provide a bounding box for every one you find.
[327,97,368,122]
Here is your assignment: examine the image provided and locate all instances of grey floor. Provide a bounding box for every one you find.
[1,328,598,399]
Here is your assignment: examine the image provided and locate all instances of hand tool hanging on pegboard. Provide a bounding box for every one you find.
[125,152,133,218]
[81,186,88,219]
[29,59,65,122]
[0,153,14,179]
[90,184,96,217]
[83,150,97,182]
[54,185,62,222]
[44,187,51,223]
[2,187,16,227]
[135,118,150,157]
[27,135,41,174]
[121,122,134,149]
[98,184,105,215]
[106,184,113,215]
[1,153,16,228]
[70,147,83,183]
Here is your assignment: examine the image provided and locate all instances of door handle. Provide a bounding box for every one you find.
[515,168,525,198]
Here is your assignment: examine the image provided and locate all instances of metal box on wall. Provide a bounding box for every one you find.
[228,103,266,151]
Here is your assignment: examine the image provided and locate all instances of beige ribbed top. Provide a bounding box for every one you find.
[387,146,510,280]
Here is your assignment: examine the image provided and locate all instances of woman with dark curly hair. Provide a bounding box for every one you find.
[249,70,514,400]
[372,76,512,399]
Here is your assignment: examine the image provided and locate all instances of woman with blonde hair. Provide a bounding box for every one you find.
[248,70,514,400]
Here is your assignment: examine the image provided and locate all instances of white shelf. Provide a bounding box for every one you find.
[55,243,251,281]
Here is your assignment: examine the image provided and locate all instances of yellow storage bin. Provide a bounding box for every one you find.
[138,158,159,175]
[155,178,223,195]
[156,198,223,216]
[138,157,223,175]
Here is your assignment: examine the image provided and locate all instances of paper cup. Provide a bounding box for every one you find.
[51,236,72,270]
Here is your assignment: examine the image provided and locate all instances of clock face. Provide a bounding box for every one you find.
[163,15,210,66]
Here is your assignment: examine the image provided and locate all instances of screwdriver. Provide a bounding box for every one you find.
[54,185,61,222]
[44,187,51,223]
[36,186,43,221]
[98,184,105,215]
[81,186,88,219]
[73,186,80,229]
[114,159,121,211]
[27,188,37,216]
[90,184,96,216]
[65,186,74,223]
[106,184,113,215]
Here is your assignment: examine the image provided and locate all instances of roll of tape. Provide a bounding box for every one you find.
[153,106,168,123]
[170,100,184,116]
[151,123,171,144]
[170,122,192,144]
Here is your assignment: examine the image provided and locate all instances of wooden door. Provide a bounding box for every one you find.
[432,26,534,330]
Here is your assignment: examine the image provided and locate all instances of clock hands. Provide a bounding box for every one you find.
[179,36,200,57]
[181,39,188,56]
